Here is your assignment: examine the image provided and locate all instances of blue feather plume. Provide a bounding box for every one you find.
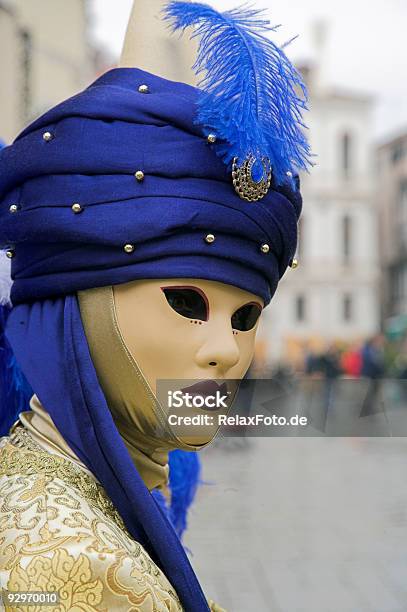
[0,246,33,437]
[163,1,312,185]
[168,449,201,539]
[151,449,202,542]
[0,302,33,437]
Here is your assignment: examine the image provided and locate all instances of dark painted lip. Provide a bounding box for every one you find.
[180,380,229,398]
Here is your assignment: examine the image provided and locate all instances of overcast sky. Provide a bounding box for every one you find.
[89,0,406,142]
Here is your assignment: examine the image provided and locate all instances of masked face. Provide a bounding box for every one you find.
[113,277,264,393]
[77,278,264,474]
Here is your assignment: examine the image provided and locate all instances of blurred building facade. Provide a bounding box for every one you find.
[258,62,381,367]
[0,0,92,143]
[376,132,407,321]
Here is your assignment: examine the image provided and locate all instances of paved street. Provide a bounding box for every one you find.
[185,403,407,611]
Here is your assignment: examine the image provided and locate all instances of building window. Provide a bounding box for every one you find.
[391,142,405,165]
[391,263,407,314]
[341,132,352,179]
[295,295,306,322]
[342,214,352,263]
[343,293,352,321]
[398,180,407,249]
[390,266,399,309]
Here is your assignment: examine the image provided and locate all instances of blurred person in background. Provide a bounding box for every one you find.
[360,333,386,416]
[340,341,363,378]
[394,335,407,402]
[301,343,342,431]
[318,343,343,412]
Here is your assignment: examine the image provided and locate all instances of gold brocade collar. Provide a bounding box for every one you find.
[1,424,129,535]
[17,394,96,478]
[17,393,169,495]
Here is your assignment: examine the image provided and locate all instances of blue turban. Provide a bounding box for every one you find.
[0,4,310,610]
[0,67,303,307]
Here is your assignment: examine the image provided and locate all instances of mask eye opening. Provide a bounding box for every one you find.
[231,301,263,332]
[160,285,209,321]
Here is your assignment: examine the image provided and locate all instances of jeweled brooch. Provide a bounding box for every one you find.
[232,155,272,202]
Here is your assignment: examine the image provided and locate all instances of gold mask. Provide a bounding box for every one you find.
[77,279,263,490]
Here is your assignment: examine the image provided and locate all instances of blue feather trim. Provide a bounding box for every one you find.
[151,449,202,542]
[163,1,312,185]
[169,448,201,539]
[0,303,33,436]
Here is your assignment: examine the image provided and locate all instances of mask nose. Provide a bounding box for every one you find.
[195,319,240,373]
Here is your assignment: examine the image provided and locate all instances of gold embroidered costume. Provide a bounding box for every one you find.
[0,414,225,611]
[0,424,183,612]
